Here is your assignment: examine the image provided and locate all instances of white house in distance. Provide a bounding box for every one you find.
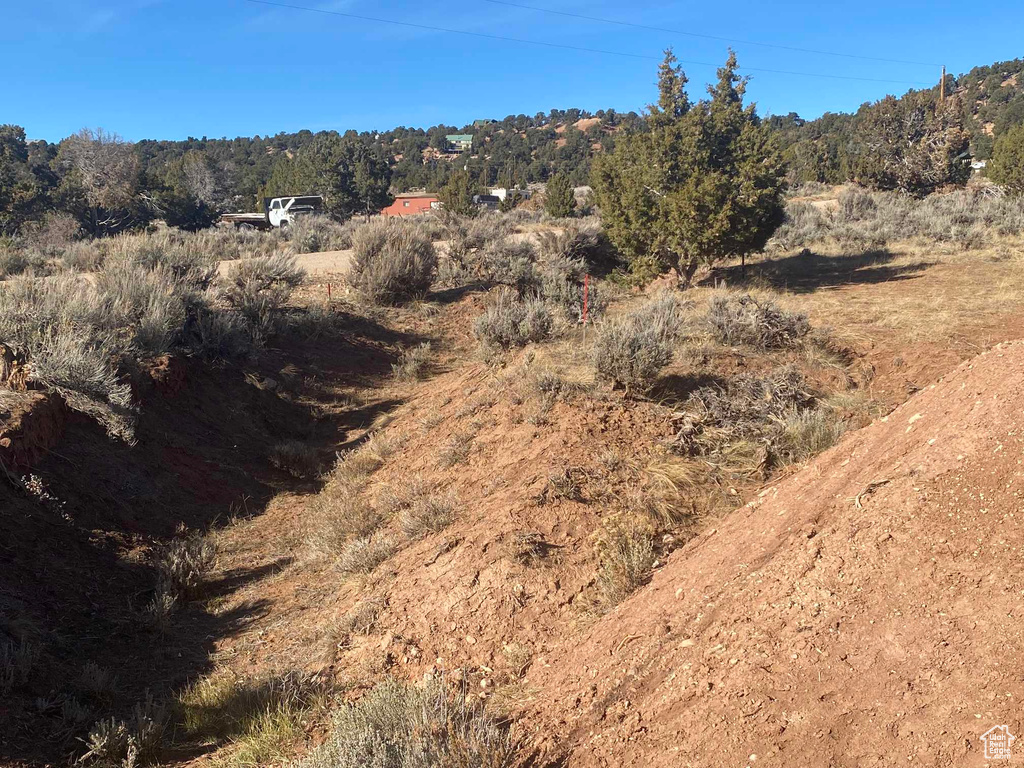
[488,188,532,202]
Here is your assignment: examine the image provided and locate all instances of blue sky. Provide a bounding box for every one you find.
[6,0,1023,142]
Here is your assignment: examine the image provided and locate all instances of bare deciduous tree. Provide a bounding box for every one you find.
[60,128,142,232]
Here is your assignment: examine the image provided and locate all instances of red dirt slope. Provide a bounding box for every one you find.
[526,341,1024,767]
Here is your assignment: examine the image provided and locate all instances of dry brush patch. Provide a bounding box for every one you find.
[298,675,519,768]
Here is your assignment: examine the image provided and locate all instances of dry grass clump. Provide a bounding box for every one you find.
[270,440,322,478]
[153,531,216,607]
[350,219,437,305]
[298,676,518,768]
[307,442,399,560]
[592,293,688,393]
[474,289,553,349]
[507,531,552,565]
[179,670,329,766]
[336,534,398,575]
[334,594,388,639]
[595,516,656,607]
[391,342,432,381]
[706,293,810,349]
[399,490,459,540]
[374,474,431,517]
[436,430,475,468]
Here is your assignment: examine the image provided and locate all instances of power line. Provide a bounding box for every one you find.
[244,0,934,86]
[481,0,941,68]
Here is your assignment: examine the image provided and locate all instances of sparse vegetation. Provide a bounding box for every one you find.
[81,694,166,768]
[155,531,216,602]
[770,187,1024,250]
[336,533,398,575]
[436,430,475,468]
[270,440,322,478]
[178,671,329,766]
[1,639,38,694]
[298,676,518,768]
[399,490,458,539]
[391,342,432,381]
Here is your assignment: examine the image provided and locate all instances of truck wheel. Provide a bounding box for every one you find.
[237,223,255,232]
[279,220,290,230]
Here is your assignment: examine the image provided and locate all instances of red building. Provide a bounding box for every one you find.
[381,193,439,217]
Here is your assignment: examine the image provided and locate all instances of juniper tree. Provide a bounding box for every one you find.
[592,50,786,284]
[439,169,478,217]
[851,91,971,196]
[544,171,576,217]
[989,123,1024,194]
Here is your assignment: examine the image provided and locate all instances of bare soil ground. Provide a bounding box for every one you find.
[3,233,1024,766]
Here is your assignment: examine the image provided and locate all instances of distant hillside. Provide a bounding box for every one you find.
[953,57,1024,158]
[132,108,642,210]
[772,57,1024,183]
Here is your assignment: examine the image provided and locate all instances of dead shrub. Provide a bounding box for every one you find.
[350,219,437,305]
[297,675,518,768]
[673,366,852,475]
[474,288,553,349]
[706,293,809,349]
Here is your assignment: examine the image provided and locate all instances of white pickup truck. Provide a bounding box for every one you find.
[220,195,324,230]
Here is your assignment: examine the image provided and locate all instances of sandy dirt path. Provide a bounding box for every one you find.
[216,248,355,278]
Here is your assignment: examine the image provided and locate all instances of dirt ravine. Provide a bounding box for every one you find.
[523,341,1024,767]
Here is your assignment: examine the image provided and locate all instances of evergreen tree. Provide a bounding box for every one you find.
[852,92,971,195]
[439,169,477,216]
[0,125,47,235]
[989,123,1024,194]
[592,50,786,284]
[544,171,576,217]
